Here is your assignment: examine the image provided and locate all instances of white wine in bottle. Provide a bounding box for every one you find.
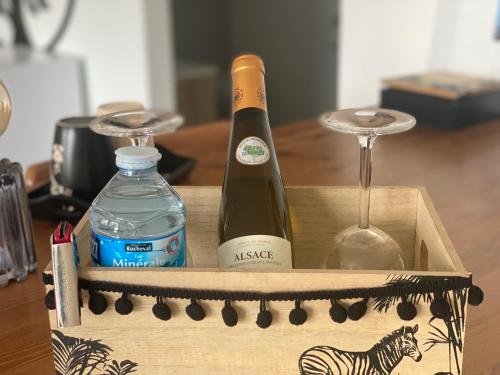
[218,54,293,269]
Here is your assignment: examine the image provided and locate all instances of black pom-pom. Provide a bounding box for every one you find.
[397,299,417,321]
[186,299,205,321]
[329,299,347,323]
[115,293,133,315]
[256,300,272,329]
[152,297,171,321]
[222,300,238,327]
[430,296,451,319]
[289,300,307,326]
[468,285,484,306]
[257,310,272,329]
[348,298,368,321]
[88,292,108,315]
[45,289,56,310]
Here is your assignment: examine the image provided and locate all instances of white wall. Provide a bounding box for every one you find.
[28,0,176,113]
[144,1,177,110]
[0,0,177,167]
[338,0,500,108]
[338,0,438,108]
[0,52,86,167]
[430,0,500,77]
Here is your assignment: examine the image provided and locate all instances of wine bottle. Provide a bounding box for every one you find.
[218,54,293,269]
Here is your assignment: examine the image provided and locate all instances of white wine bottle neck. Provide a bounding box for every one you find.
[231,59,267,114]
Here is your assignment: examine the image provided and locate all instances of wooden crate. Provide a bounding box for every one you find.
[44,186,475,375]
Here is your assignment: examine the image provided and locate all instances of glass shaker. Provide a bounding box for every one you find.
[0,82,37,286]
[0,160,37,286]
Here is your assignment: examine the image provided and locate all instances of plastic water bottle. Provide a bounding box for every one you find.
[89,146,187,267]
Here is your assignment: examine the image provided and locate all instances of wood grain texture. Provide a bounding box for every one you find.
[1,119,499,374]
[75,186,421,269]
[43,186,468,374]
[46,294,460,374]
[72,186,464,274]
[0,220,54,375]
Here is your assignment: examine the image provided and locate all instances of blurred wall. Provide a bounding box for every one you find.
[338,0,438,108]
[173,0,231,68]
[430,0,500,77]
[338,0,500,108]
[0,0,177,167]
[231,0,338,125]
[172,0,231,118]
[29,0,176,112]
[0,52,85,167]
[173,0,339,125]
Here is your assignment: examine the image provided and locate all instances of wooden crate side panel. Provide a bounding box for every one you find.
[76,215,91,268]
[179,186,220,268]
[415,189,467,274]
[285,186,418,269]
[66,186,467,275]
[74,186,420,270]
[47,291,468,375]
[49,185,464,292]
[45,186,470,374]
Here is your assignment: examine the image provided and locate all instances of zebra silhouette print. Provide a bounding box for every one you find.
[299,325,421,375]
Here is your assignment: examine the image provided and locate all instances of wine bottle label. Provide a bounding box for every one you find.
[218,235,292,268]
[91,228,186,267]
[236,136,270,165]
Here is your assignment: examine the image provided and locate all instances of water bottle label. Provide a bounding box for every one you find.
[91,229,186,267]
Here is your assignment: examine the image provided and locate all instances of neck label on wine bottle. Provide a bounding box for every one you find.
[232,68,267,113]
[236,136,270,165]
[218,235,292,268]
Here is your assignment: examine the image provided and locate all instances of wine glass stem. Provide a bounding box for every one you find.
[130,136,154,147]
[358,135,376,229]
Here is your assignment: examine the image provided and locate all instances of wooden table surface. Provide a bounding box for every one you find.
[1,119,499,374]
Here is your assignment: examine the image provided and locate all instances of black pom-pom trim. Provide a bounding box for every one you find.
[152,297,171,321]
[40,271,480,325]
[329,298,347,323]
[88,291,108,315]
[221,300,238,327]
[256,300,272,329]
[186,299,205,321]
[289,300,307,326]
[468,285,484,306]
[397,297,417,321]
[115,293,133,315]
[430,295,451,320]
[348,298,368,321]
[45,289,56,310]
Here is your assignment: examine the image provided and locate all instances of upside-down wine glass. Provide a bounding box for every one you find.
[89,109,184,147]
[89,109,194,265]
[0,81,11,137]
[319,108,416,270]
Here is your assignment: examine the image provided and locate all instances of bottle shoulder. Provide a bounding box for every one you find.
[95,171,180,198]
[231,110,273,139]
[89,169,186,239]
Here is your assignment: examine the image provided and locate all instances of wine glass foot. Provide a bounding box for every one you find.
[90,110,184,146]
[323,225,406,270]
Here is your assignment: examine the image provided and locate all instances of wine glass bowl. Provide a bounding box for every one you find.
[326,225,406,270]
[0,81,12,137]
[90,110,184,147]
[320,108,416,271]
